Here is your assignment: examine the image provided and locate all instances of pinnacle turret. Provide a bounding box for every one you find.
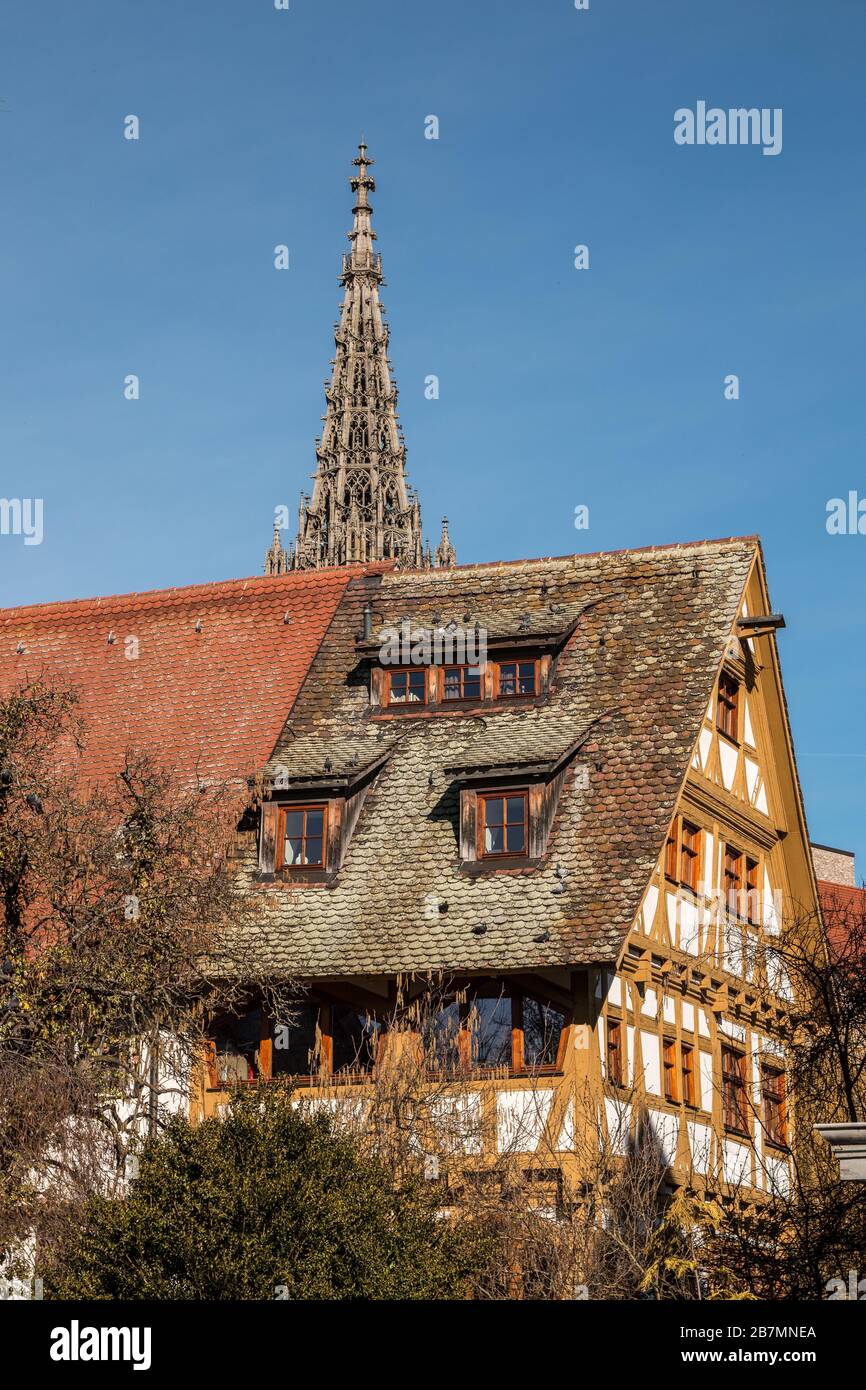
[434,517,456,569]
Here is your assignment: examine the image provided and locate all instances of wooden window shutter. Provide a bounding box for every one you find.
[259,802,279,875]
[327,797,342,871]
[529,783,545,858]
[461,788,478,861]
[370,666,384,707]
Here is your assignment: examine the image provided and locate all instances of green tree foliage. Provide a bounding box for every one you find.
[44,1089,487,1300]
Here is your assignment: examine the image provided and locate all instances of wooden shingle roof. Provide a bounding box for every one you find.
[249,537,759,976]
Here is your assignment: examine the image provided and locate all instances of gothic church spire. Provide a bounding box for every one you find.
[265,142,454,574]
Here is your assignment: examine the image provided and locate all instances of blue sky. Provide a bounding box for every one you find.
[1,0,865,866]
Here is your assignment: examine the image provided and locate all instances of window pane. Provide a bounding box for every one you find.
[390,672,407,702]
[272,1004,318,1075]
[306,809,324,836]
[463,669,481,699]
[522,997,565,1068]
[471,995,512,1068]
[485,824,504,854]
[505,824,526,853]
[423,1001,461,1070]
[284,835,303,865]
[485,797,504,827]
[212,1009,261,1084]
[505,796,525,824]
[408,671,425,701]
[518,662,535,693]
[302,837,323,867]
[500,663,516,694]
[284,811,304,838]
[332,1007,378,1072]
[443,669,460,699]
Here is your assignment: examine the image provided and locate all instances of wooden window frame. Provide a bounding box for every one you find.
[724,845,743,919]
[606,1018,624,1087]
[665,816,701,893]
[206,1008,266,1090]
[722,1046,749,1135]
[384,666,428,708]
[717,674,740,743]
[681,1043,696,1108]
[664,824,678,881]
[209,1000,383,1089]
[442,664,484,702]
[663,1036,679,1103]
[681,821,700,892]
[423,987,567,1078]
[496,659,538,700]
[513,991,568,1075]
[477,789,530,861]
[761,1062,787,1148]
[745,857,760,925]
[724,847,760,923]
[276,803,328,871]
[467,989,522,1073]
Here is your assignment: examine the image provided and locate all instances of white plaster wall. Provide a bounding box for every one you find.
[496,1088,553,1154]
[640,1030,661,1096]
[699,1051,714,1112]
[604,1097,630,1157]
[647,1108,680,1166]
[687,1120,712,1175]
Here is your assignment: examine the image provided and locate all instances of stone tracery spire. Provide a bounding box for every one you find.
[264,521,287,576]
[434,517,456,569]
[265,142,455,573]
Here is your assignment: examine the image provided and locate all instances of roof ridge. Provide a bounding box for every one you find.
[416,535,760,576]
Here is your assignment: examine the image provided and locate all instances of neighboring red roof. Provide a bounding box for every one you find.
[0,568,377,787]
[817,880,866,961]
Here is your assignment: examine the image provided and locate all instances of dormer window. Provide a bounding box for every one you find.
[386,668,427,706]
[362,613,578,714]
[497,660,537,698]
[717,674,739,742]
[279,805,327,869]
[446,733,583,869]
[443,665,482,701]
[258,748,391,883]
[479,791,528,858]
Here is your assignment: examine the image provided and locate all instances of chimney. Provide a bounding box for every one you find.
[811,842,856,887]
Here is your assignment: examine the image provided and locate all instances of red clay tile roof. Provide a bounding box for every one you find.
[0,569,376,787]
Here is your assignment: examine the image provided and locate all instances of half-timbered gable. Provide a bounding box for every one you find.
[599,549,820,1196]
